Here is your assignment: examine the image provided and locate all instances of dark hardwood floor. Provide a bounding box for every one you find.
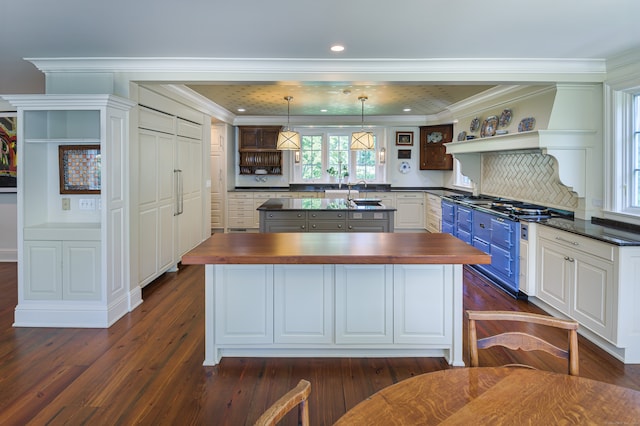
[1,262,639,425]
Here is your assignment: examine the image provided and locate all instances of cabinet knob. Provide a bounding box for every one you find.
[337,224,342,229]
[312,224,316,228]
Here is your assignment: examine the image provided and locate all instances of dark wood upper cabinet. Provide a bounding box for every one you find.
[239,126,281,150]
[420,124,454,170]
[238,126,283,175]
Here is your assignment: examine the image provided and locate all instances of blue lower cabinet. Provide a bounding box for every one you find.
[441,221,455,236]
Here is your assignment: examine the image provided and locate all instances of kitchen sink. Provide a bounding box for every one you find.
[352,198,382,206]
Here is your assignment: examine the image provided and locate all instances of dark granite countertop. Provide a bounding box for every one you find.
[256,198,396,211]
[232,186,465,193]
[536,217,640,246]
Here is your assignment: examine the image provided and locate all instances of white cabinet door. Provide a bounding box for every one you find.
[335,265,393,344]
[215,265,273,344]
[62,241,101,300]
[274,265,332,344]
[572,253,615,340]
[24,241,62,300]
[24,240,100,300]
[537,238,572,314]
[176,135,203,257]
[138,128,176,286]
[210,125,226,230]
[393,265,451,344]
[395,192,424,229]
[425,194,442,233]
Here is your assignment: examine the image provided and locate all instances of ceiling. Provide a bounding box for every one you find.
[185,82,495,116]
[2,0,640,117]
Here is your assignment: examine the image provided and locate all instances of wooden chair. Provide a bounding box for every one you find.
[255,379,311,426]
[466,310,580,376]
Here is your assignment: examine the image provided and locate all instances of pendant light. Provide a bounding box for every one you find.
[276,96,301,150]
[351,96,375,150]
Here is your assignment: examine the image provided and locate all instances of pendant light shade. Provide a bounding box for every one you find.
[351,96,375,150]
[277,96,301,150]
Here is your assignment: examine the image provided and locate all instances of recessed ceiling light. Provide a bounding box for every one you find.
[331,45,345,52]
[320,109,328,112]
[237,108,246,112]
[403,108,412,112]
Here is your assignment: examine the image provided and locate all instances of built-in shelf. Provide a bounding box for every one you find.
[446,130,596,155]
[239,151,282,175]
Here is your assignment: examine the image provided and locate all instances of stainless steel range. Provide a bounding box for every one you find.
[441,195,573,298]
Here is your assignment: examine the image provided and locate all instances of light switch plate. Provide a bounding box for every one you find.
[62,198,71,210]
[78,199,96,210]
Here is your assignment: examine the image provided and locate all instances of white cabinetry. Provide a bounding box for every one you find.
[537,226,615,340]
[395,192,425,230]
[227,192,256,231]
[24,239,100,301]
[210,124,227,232]
[214,265,273,344]
[6,94,134,328]
[534,225,640,363]
[137,103,205,287]
[274,265,333,344]
[138,127,176,284]
[394,265,450,344]
[425,193,442,233]
[335,265,393,344]
[206,263,462,365]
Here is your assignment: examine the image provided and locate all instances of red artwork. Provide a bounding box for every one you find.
[0,114,17,190]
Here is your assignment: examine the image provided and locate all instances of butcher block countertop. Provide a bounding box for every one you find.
[181,232,491,265]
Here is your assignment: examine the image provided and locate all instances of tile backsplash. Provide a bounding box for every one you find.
[481,152,579,210]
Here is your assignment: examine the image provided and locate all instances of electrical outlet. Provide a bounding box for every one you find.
[62,198,71,210]
[78,199,96,210]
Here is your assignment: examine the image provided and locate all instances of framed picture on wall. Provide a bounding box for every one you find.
[396,131,413,146]
[397,149,411,159]
[0,112,17,193]
[59,145,101,194]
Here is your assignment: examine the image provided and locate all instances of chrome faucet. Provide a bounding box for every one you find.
[347,180,367,202]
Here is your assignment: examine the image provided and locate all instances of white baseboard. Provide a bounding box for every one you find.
[13,296,129,328]
[0,249,17,262]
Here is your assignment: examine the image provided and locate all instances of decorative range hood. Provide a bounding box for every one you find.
[447,129,597,196]
[445,84,602,202]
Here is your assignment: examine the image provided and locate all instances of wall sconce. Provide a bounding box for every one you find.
[379,147,386,164]
[294,150,301,163]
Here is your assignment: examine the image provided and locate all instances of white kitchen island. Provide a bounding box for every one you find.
[181,232,490,366]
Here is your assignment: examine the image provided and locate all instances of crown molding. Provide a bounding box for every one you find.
[156,84,237,122]
[25,57,607,83]
[232,114,431,127]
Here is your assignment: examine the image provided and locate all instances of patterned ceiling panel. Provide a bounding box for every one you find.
[186,82,494,116]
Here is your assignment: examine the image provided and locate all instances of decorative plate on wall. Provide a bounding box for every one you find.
[399,161,411,174]
[470,117,480,132]
[518,117,536,132]
[457,131,467,141]
[499,109,512,127]
[480,116,498,138]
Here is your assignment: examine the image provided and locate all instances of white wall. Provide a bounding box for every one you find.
[0,192,17,261]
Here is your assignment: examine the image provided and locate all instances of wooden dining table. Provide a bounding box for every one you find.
[334,367,640,425]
